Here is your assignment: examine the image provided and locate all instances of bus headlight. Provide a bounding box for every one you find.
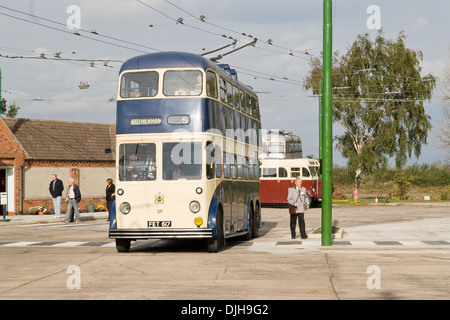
[194,217,203,227]
[189,201,200,213]
[119,202,131,214]
[117,188,124,196]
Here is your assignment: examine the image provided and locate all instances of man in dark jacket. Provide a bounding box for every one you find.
[49,174,64,218]
[63,178,82,223]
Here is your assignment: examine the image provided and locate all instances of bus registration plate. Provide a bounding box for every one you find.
[148,221,172,227]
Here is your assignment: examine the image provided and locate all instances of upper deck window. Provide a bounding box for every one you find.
[206,71,218,98]
[163,70,203,96]
[120,72,158,98]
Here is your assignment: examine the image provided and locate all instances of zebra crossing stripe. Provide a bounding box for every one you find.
[398,241,424,246]
[52,242,88,247]
[349,241,378,246]
[2,241,40,247]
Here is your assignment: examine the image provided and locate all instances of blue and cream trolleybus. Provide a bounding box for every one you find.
[109,52,261,252]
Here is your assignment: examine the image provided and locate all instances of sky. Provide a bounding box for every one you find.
[0,0,449,166]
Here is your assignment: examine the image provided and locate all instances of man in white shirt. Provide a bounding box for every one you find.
[63,178,82,223]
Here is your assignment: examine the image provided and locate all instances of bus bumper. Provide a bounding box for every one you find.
[109,228,213,239]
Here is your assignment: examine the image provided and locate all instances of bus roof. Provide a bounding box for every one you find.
[260,158,320,167]
[120,51,256,95]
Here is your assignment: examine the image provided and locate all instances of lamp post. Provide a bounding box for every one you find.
[321,0,333,246]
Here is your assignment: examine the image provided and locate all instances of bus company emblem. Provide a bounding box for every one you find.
[130,117,162,126]
[154,192,165,204]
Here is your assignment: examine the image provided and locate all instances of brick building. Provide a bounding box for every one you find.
[0,118,115,215]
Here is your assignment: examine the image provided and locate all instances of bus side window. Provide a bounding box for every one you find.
[290,167,301,178]
[227,82,234,107]
[224,151,231,178]
[206,141,215,180]
[244,157,249,180]
[215,146,222,178]
[302,167,311,178]
[278,167,288,178]
[239,89,245,114]
[250,158,258,180]
[231,155,237,179]
[219,77,227,103]
[251,96,260,119]
[245,93,251,115]
[206,71,218,98]
[234,86,240,111]
[236,156,244,180]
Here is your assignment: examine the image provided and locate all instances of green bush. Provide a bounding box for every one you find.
[393,171,413,200]
[333,162,450,190]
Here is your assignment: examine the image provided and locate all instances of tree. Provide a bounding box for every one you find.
[436,55,450,152]
[303,30,436,191]
[0,98,20,118]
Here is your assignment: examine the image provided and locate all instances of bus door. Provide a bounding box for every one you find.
[309,165,320,198]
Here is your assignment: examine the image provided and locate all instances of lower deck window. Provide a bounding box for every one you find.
[163,142,202,180]
[119,143,157,181]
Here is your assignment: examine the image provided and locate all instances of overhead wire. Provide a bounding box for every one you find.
[0,5,162,54]
[136,0,312,60]
[162,0,313,58]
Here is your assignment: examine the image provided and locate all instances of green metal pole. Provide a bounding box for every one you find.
[318,80,323,178]
[321,0,333,246]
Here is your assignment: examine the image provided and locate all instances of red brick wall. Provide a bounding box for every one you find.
[0,119,27,214]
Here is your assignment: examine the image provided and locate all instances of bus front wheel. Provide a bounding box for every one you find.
[207,208,225,253]
[115,239,131,252]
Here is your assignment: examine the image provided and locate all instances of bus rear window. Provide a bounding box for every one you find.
[120,72,158,98]
[163,70,202,96]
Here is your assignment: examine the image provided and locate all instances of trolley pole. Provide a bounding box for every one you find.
[321,0,333,246]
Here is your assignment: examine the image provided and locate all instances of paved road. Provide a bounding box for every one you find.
[0,204,449,301]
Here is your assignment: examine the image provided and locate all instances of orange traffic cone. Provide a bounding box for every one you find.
[375,196,378,203]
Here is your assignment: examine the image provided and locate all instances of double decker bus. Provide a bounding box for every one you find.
[260,158,322,206]
[109,52,261,252]
[260,130,303,159]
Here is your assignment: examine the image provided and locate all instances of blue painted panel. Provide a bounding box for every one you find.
[109,200,117,230]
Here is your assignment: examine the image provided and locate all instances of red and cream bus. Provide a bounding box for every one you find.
[260,158,322,206]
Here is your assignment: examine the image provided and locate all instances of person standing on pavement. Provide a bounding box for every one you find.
[64,178,82,223]
[287,177,311,239]
[105,178,115,222]
[49,174,64,218]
